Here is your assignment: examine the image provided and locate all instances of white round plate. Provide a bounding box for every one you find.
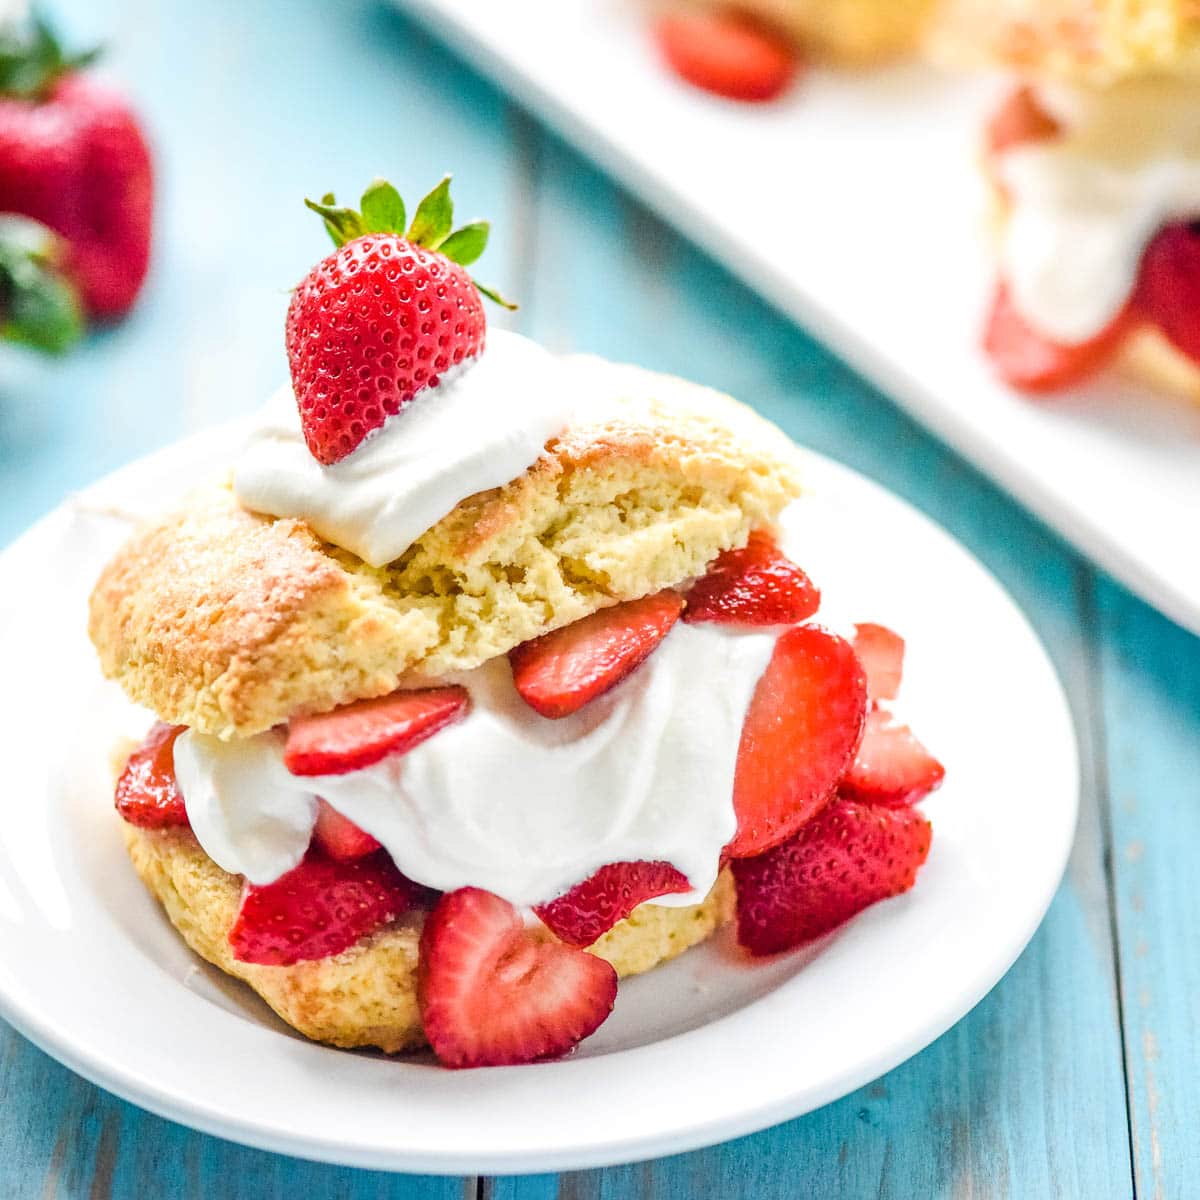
[0,426,1077,1174]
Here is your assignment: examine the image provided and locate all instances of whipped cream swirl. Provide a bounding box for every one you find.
[1000,81,1200,344]
[233,330,572,567]
[173,620,777,906]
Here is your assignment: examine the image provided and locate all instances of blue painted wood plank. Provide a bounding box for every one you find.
[1097,581,1200,1198]
[492,132,1134,1198]
[0,1036,468,1200]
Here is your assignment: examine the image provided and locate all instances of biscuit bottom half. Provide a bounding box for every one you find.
[124,825,735,1054]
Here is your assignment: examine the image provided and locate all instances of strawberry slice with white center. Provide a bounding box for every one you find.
[311,798,381,861]
[284,686,469,776]
[731,797,932,956]
[727,625,867,859]
[115,722,190,829]
[840,709,945,808]
[418,887,618,1068]
[509,591,684,719]
[534,861,691,948]
[852,622,905,703]
[229,849,415,966]
[684,531,820,627]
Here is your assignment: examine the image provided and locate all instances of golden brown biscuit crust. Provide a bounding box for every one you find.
[124,825,735,1053]
[90,361,801,738]
[684,0,936,62]
[931,0,1200,85]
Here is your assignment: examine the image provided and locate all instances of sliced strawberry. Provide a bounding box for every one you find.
[509,592,684,719]
[986,85,1060,160]
[727,625,867,859]
[841,709,945,808]
[983,282,1132,393]
[732,797,932,956]
[284,686,469,777]
[311,798,381,861]
[114,722,189,829]
[683,531,820,627]
[228,848,414,966]
[1134,221,1200,365]
[852,622,905,703]
[652,11,799,102]
[534,861,691,948]
[418,887,618,1068]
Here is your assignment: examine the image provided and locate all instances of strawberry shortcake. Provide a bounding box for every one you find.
[932,1,1200,397]
[89,178,943,1068]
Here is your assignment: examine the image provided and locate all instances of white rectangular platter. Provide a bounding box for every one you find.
[400,0,1200,636]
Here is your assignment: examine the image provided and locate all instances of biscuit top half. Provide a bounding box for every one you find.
[89,358,802,740]
[929,0,1200,85]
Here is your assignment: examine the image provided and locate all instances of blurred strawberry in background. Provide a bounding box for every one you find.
[0,9,152,351]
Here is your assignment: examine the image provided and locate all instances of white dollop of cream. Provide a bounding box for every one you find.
[1000,80,1200,345]
[172,732,318,885]
[233,329,572,568]
[173,620,777,906]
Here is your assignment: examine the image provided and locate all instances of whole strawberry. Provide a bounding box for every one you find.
[0,16,152,320]
[287,177,514,465]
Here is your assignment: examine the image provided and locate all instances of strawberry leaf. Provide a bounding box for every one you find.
[439,221,490,267]
[303,195,365,249]
[0,216,83,354]
[0,15,98,100]
[302,177,519,310]
[360,179,405,235]
[406,176,454,249]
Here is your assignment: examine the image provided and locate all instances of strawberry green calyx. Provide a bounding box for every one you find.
[0,216,83,354]
[0,14,99,100]
[304,176,517,310]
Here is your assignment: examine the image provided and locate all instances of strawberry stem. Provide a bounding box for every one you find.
[303,175,518,310]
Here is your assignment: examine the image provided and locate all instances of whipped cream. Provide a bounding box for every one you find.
[173,620,777,904]
[1000,81,1200,344]
[233,330,572,567]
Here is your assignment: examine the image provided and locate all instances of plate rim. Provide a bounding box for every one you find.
[0,425,1079,1174]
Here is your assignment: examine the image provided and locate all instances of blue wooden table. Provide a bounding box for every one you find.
[3,1,1197,1195]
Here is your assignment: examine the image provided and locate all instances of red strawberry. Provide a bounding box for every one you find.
[983,282,1132,393]
[535,861,690,948]
[731,797,932,955]
[652,11,799,102]
[287,177,514,465]
[841,709,945,808]
[727,625,867,859]
[986,85,1060,161]
[284,686,469,777]
[0,20,152,319]
[311,798,381,861]
[684,531,820,627]
[228,849,414,966]
[852,622,904,703]
[1134,221,1200,365]
[419,887,618,1068]
[510,591,685,719]
[114,722,189,829]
